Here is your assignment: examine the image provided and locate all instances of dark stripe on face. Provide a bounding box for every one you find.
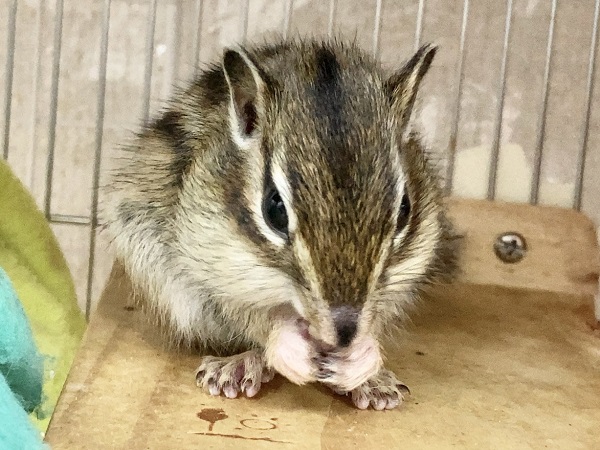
[152,110,194,190]
[380,176,433,288]
[220,140,269,250]
[196,65,229,106]
[309,47,347,179]
[154,110,184,137]
[311,47,343,127]
[379,217,418,288]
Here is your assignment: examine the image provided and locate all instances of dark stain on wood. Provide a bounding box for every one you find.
[197,408,228,431]
[192,432,290,444]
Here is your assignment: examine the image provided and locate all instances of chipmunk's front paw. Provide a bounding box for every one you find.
[195,350,274,399]
[264,318,318,385]
[332,368,410,410]
[314,335,382,392]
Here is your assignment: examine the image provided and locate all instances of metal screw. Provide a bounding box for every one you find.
[494,232,527,264]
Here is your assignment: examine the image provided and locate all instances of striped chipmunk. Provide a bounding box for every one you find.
[103,37,459,410]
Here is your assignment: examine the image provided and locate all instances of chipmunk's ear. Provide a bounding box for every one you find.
[386,44,437,133]
[222,46,268,149]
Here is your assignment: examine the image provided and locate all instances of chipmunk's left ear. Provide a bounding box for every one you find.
[222,46,271,149]
[385,44,437,132]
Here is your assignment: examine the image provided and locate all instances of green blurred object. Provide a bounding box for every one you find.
[0,158,86,434]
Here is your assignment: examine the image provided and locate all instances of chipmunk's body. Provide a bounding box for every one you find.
[103,38,458,410]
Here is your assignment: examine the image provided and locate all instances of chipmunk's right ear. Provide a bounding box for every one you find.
[222,47,268,149]
[386,44,437,134]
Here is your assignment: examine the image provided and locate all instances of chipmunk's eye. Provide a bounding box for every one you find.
[263,188,289,237]
[396,190,411,232]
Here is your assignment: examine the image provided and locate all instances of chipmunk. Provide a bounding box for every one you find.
[102,37,459,410]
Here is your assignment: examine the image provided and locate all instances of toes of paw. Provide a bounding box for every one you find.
[385,397,400,410]
[379,392,403,410]
[353,394,370,410]
[196,353,271,399]
[242,380,261,398]
[372,398,387,411]
[351,388,403,410]
[236,371,261,395]
[222,383,239,399]
[195,362,212,382]
[195,369,206,385]
[207,379,221,396]
[374,388,403,408]
[196,368,222,389]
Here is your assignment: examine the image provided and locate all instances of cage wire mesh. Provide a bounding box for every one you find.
[1,0,599,320]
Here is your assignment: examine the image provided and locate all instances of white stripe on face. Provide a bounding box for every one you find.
[249,153,297,248]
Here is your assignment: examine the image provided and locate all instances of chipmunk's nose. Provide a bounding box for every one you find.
[331,305,359,347]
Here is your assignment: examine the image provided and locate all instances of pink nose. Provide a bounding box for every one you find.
[331,305,359,347]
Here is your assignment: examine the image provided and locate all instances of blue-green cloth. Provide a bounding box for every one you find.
[0,267,49,450]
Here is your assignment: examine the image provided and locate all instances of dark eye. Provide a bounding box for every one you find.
[262,187,289,237]
[396,190,411,232]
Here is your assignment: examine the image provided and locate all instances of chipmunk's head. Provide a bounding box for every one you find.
[220,40,447,350]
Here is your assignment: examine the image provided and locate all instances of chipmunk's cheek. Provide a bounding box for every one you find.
[264,318,317,385]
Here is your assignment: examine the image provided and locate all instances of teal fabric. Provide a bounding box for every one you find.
[0,267,48,449]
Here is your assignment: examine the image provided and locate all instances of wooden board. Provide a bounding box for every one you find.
[44,198,600,449]
[445,198,599,297]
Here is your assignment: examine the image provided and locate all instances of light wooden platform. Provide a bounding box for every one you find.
[45,198,600,449]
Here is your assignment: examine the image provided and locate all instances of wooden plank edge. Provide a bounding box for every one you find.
[446,197,599,300]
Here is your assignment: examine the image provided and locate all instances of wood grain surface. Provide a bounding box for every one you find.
[45,198,600,449]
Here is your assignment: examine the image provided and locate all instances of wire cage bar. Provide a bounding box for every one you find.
[141,0,157,127]
[2,0,16,161]
[328,0,337,38]
[85,0,112,318]
[414,0,425,52]
[282,0,294,39]
[43,0,64,219]
[444,0,469,195]
[574,0,600,211]
[1,0,598,319]
[193,0,204,70]
[529,0,557,205]
[487,0,513,201]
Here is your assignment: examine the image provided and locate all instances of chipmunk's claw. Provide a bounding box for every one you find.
[195,350,274,399]
[330,368,410,410]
